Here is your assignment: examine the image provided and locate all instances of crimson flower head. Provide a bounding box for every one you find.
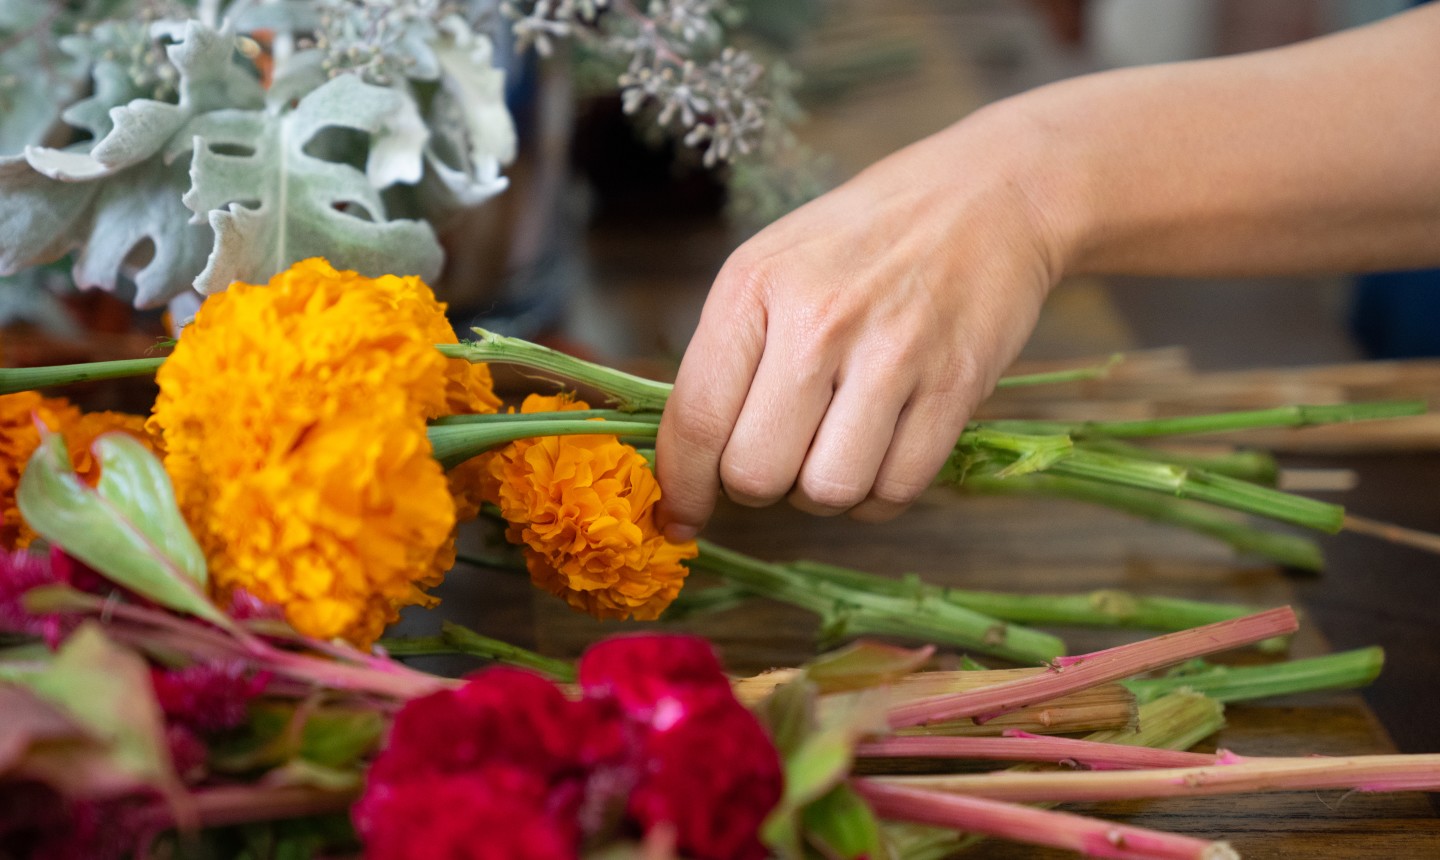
[580,635,784,860]
[356,636,784,860]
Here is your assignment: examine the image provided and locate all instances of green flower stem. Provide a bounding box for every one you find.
[1123,647,1384,704]
[959,473,1323,571]
[957,428,1344,532]
[786,560,1268,633]
[430,409,662,426]
[1074,439,1279,484]
[440,331,674,412]
[1046,449,1343,532]
[979,400,1425,440]
[379,621,577,683]
[427,419,659,469]
[992,356,1121,389]
[693,540,1066,664]
[0,357,166,395]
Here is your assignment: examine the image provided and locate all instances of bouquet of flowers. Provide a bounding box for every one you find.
[2,258,1437,859]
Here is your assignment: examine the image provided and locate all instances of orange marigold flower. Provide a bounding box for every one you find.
[150,258,470,646]
[478,393,697,621]
[1,392,158,550]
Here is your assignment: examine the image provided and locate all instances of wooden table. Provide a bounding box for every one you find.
[425,464,1440,858]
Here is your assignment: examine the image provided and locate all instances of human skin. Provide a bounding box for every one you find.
[655,4,1440,541]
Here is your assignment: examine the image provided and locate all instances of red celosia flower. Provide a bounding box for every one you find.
[624,684,784,860]
[0,780,138,860]
[149,661,271,733]
[0,547,113,648]
[579,635,783,860]
[360,772,577,860]
[356,637,784,860]
[578,634,733,725]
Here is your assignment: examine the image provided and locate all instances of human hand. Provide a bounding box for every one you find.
[656,106,1076,540]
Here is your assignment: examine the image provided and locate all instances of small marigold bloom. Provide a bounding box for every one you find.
[149,258,467,646]
[0,393,157,550]
[477,394,697,621]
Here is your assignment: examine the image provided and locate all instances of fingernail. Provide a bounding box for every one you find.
[664,523,699,543]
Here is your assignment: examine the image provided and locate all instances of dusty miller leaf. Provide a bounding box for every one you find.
[0,7,89,155]
[180,73,440,294]
[26,21,263,180]
[0,21,253,305]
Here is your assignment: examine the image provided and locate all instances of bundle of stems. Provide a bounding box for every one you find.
[3,330,1424,554]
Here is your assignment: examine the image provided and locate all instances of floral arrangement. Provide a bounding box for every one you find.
[0,0,810,326]
[2,258,1438,858]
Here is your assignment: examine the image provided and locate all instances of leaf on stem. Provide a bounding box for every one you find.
[17,429,226,627]
[14,623,180,796]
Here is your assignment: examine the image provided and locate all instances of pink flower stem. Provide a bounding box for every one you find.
[95,604,451,699]
[131,784,358,831]
[888,607,1298,729]
[855,779,1236,860]
[874,752,1440,802]
[855,732,1219,770]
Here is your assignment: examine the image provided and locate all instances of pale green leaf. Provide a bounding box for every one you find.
[26,21,262,180]
[801,783,887,860]
[0,155,96,273]
[181,73,441,294]
[16,430,223,625]
[20,624,179,791]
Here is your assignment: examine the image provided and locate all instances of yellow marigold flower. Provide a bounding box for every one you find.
[150,259,466,646]
[478,393,697,621]
[1,392,157,550]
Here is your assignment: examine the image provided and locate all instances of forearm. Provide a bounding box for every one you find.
[988,4,1440,278]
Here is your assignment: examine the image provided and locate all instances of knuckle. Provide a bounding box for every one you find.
[666,404,733,454]
[719,458,790,506]
[795,472,868,513]
[869,475,928,508]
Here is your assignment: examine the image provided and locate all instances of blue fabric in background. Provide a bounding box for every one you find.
[1346,0,1439,358]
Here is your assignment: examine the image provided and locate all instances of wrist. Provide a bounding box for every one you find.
[934,91,1100,290]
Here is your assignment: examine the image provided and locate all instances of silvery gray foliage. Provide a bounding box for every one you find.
[504,0,772,167]
[0,0,516,309]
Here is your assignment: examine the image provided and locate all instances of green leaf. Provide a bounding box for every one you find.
[179,73,442,295]
[805,641,933,693]
[16,429,223,625]
[801,783,886,860]
[18,624,179,791]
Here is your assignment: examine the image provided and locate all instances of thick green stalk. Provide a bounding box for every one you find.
[693,541,1066,664]
[1123,648,1384,704]
[440,331,674,412]
[427,418,659,469]
[959,473,1323,570]
[379,621,577,682]
[0,357,166,395]
[788,560,1268,632]
[957,429,1344,532]
[979,400,1425,440]
[1073,439,1279,484]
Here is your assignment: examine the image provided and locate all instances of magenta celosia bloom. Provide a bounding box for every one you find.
[355,635,784,860]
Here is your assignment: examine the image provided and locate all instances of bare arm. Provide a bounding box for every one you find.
[656,5,1440,542]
